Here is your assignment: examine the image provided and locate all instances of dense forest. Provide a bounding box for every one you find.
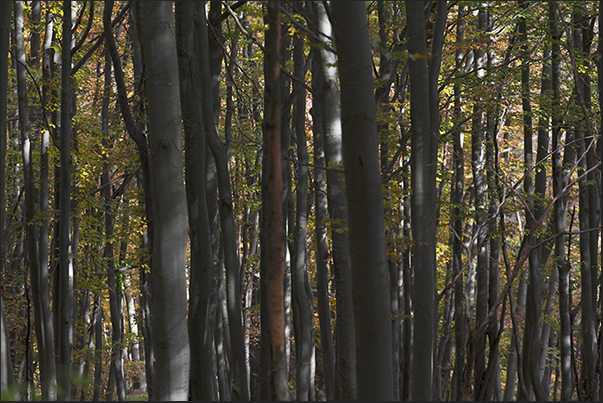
[0,1,601,401]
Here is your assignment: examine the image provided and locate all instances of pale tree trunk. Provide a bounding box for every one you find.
[480,8,504,401]
[310,59,336,401]
[138,2,190,400]
[330,2,394,400]
[311,3,356,398]
[174,3,217,400]
[262,2,289,400]
[1,295,18,399]
[39,7,58,401]
[471,8,489,399]
[291,22,315,401]
[0,4,16,397]
[14,2,55,400]
[406,1,437,400]
[58,2,75,399]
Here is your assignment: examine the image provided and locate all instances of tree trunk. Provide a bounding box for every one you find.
[310,58,336,401]
[571,7,598,401]
[311,3,356,398]
[195,3,249,399]
[39,7,58,400]
[138,2,190,400]
[518,3,546,399]
[471,8,489,398]
[406,1,437,400]
[262,2,289,400]
[125,7,155,396]
[174,3,217,399]
[14,2,56,400]
[451,6,466,401]
[57,2,75,399]
[330,2,394,400]
[291,23,315,402]
[101,45,126,402]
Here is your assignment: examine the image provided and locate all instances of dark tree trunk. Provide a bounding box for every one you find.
[451,5,466,401]
[291,22,315,401]
[57,2,75,399]
[406,1,437,399]
[197,3,249,398]
[175,3,217,399]
[330,2,395,400]
[101,45,126,402]
[262,3,289,400]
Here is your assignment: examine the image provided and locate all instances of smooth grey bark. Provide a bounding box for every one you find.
[262,2,289,400]
[517,3,546,400]
[471,8,489,399]
[57,2,75,399]
[101,46,126,402]
[39,8,58,401]
[195,3,249,399]
[1,295,18,398]
[291,28,315,401]
[400,163,412,401]
[137,2,190,400]
[534,44,556,399]
[330,2,394,400]
[450,5,466,401]
[310,60,336,401]
[29,1,40,66]
[406,1,436,400]
[14,2,55,400]
[174,3,217,400]
[312,3,356,399]
[483,8,502,401]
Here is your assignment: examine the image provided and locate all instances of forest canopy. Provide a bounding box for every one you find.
[0,1,601,401]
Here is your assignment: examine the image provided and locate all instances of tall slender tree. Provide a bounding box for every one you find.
[291,18,315,401]
[311,3,357,398]
[405,1,438,400]
[175,2,217,399]
[57,2,75,399]
[330,2,394,400]
[137,2,190,400]
[262,2,289,400]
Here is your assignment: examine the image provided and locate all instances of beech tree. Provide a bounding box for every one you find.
[137,2,190,400]
[0,2,600,401]
[330,2,394,400]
